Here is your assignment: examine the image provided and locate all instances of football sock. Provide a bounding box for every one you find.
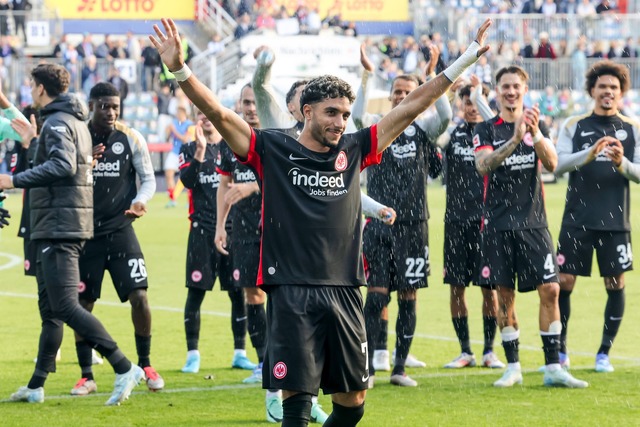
[452,316,472,354]
[107,349,132,375]
[364,292,387,374]
[75,340,93,377]
[27,369,48,389]
[247,303,267,361]
[501,327,520,364]
[135,334,151,367]
[184,288,206,351]
[558,290,572,354]
[394,299,417,370]
[324,402,365,427]
[282,393,312,427]
[228,288,247,350]
[377,318,388,351]
[598,288,625,355]
[482,316,497,354]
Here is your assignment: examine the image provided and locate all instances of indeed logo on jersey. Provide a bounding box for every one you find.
[391,141,417,159]
[199,172,220,187]
[93,159,120,177]
[504,152,535,170]
[288,167,348,197]
[452,142,474,161]
[235,170,256,182]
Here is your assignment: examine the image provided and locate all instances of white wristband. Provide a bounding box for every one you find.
[171,64,192,82]
[533,130,543,144]
[443,41,481,82]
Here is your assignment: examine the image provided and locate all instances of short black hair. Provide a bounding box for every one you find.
[89,82,120,100]
[585,60,630,95]
[299,75,354,114]
[286,80,309,105]
[30,63,69,97]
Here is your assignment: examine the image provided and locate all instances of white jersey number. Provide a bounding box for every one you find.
[128,258,148,283]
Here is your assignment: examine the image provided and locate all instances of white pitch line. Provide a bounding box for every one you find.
[0,251,22,271]
[2,291,640,363]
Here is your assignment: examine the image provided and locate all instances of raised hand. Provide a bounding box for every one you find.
[604,138,624,166]
[586,136,611,163]
[149,18,184,72]
[474,18,492,57]
[194,120,206,151]
[523,103,540,136]
[360,43,375,73]
[254,45,275,66]
[11,114,37,146]
[425,44,440,76]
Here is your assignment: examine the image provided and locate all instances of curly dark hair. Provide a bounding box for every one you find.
[286,80,309,105]
[585,60,630,95]
[495,65,529,85]
[30,63,70,97]
[299,75,355,115]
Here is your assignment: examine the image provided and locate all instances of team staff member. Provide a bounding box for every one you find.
[151,17,491,426]
[555,60,640,373]
[72,82,163,396]
[473,65,588,388]
[0,64,144,406]
[178,110,256,374]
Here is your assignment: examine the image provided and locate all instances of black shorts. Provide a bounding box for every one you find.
[186,225,233,291]
[231,239,260,288]
[363,220,429,291]
[443,221,482,286]
[23,237,37,277]
[557,226,633,277]
[478,228,559,292]
[263,285,369,395]
[79,225,148,302]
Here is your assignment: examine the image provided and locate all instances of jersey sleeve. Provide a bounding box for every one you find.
[555,116,591,175]
[361,124,382,170]
[129,128,156,205]
[178,142,200,189]
[618,121,640,183]
[472,121,494,152]
[237,128,265,180]
[428,143,443,179]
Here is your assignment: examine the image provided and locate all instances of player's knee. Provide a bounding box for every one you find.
[79,298,95,311]
[538,282,559,303]
[282,392,313,425]
[128,289,148,308]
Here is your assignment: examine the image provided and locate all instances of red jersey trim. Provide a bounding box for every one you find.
[480,174,489,232]
[495,117,504,125]
[236,128,264,180]
[256,185,266,287]
[187,189,194,218]
[474,145,494,154]
[361,124,382,171]
[178,161,191,171]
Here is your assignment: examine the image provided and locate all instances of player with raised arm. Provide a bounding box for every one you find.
[150,17,490,425]
[72,82,164,396]
[352,42,451,387]
[554,60,640,373]
[473,65,588,388]
[178,109,256,374]
[441,80,504,369]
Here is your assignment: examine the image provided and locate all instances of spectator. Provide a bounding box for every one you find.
[557,88,574,118]
[622,37,637,58]
[52,34,68,58]
[560,0,578,13]
[539,86,560,118]
[386,37,403,60]
[141,37,161,91]
[304,8,322,34]
[76,33,94,58]
[0,0,9,37]
[95,34,114,60]
[17,75,31,108]
[126,32,141,61]
[607,40,620,59]
[12,0,29,42]
[521,0,542,13]
[234,12,254,39]
[541,0,557,15]
[81,55,99,96]
[256,7,276,30]
[557,39,569,57]
[596,0,616,13]
[535,32,556,59]
[576,0,597,16]
[342,21,357,37]
[207,33,225,55]
[108,66,129,118]
[0,35,17,66]
[521,35,536,58]
[590,40,606,58]
[470,55,492,84]
[571,38,587,90]
[401,39,420,74]
[110,39,128,59]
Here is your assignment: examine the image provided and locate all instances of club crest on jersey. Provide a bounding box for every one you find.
[78,281,86,293]
[404,125,417,137]
[615,129,628,141]
[112,142,125,155]
[335,151,348,171]
[523,132,534,147]
[557,254,566,266]
[24,259,30,271]
[481,266,491,279]
[233,269,240,281]
[472,134,481,148]
[273,361,287,379]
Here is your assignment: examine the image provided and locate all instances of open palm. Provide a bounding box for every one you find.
[149,18,184,71]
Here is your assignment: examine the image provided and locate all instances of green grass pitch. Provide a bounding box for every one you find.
[0,180,639,426]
